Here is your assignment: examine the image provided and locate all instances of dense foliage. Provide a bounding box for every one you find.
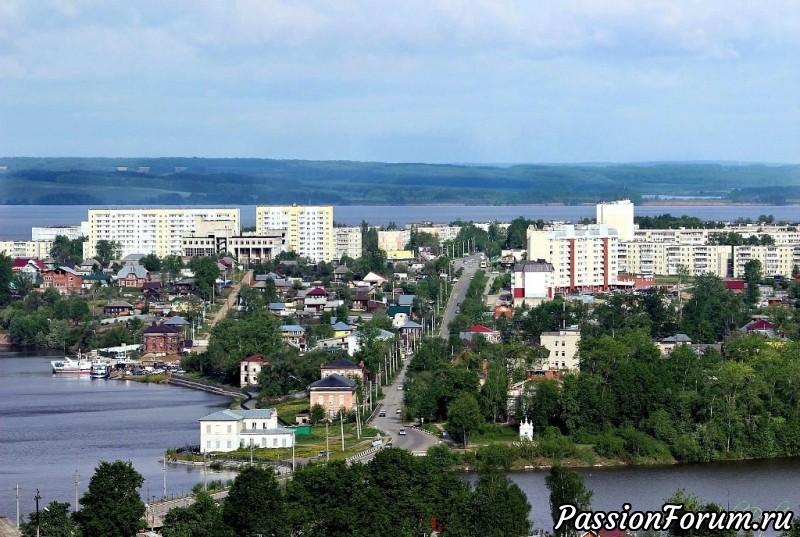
[3,158,798,205]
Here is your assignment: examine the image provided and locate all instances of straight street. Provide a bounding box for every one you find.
[438,253,483,339]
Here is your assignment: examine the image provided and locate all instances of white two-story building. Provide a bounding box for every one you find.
[199,408,295,453]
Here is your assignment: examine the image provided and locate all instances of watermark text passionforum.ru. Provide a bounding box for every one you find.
[556,504,795,533]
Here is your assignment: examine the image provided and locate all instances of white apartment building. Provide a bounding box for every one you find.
[377,229,411,251]
[31,225,85,242]
[597,200,634,241]
[86,208,240,259]
[255,205,334,262]
[527,224,619,292]
[540,327,581,372]
[334,227,362,260]
[0,240,53,259]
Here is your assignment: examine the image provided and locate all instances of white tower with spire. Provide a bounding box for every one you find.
[519,417,534,441]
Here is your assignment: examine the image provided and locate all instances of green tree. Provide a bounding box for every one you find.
[75,460,145,537]
[545,464,593,537]
[21,500,81,537]
[140,253,161,272]
[162,254,184,283]
[189,256,220,300]
[95,240,122,266]
[161,492,233,537]
[223,465,287,537]
[505,217,536,249]
[743,259,762,306]
[0,253,12,305]
[468,473,531,537]
[447,392,483,448]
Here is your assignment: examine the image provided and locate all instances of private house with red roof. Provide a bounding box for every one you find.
[41,266,82,295]
[740,319,776,337]
[12,257,46,275]
[240,354,269,388]
[460,324,502,344]
[303,287,328,313]
[724,279,746,294]
[142,322,183,355]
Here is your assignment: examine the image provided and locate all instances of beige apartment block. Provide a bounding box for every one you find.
[527,224,619,292]
[334,226,362,260]
[540,327,581,372]
[733,245,798,278]
[377,229,411,251]
[0,240,53,259]
[255,205,334,262]
[86,208,240,258]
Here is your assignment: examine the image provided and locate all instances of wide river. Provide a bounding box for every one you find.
[1,204,799,239]
[2,350,798,532]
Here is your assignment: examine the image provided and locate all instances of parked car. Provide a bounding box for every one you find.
[379,410,386,417]
[396,408,402,414]
[397,384,403,391]
[398,428,407,435]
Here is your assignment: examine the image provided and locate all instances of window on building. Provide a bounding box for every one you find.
[227,424,232,433]
[227,441,231,449]
[273,438,278,447]
[206,424,211,433]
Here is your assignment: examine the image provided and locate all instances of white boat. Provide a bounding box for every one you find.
[90,361,110,379]
[51,352,92,375]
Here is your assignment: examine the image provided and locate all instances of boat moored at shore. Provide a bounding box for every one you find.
[51,353,92,375]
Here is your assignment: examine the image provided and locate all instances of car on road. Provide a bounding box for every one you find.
[397,384,403,391]
[398,428,406,435]
[491,270,499,275]
[379,410,386,417]
[451,277,459,283]
[396,408,402,414]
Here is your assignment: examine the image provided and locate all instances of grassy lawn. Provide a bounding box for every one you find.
[208,423,383,462]
[271,399,310,423]
[470,424,520,444]
[655,274,695,285]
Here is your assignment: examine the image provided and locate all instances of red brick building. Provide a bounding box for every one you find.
[142,322,182,355]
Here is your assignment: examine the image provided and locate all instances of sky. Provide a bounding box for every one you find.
[1,1,798,164]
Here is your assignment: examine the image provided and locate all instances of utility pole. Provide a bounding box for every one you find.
[325,420,330,463]
[163,453,167,499]
[73,470,80,512]
[340,411,345,451]
[15,484,19,528]
[34,489,40,537]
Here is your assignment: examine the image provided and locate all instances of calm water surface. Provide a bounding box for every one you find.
[3,351,799,530]
[1,204,799,239]
[0,349,236,521]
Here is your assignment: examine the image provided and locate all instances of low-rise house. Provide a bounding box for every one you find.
[280,324,307,351]
[460,324,502,344]
[268,302,290,316]
[740,319,776,337]
[350,289,372,311]
[240,354,269,388]
[658,333,692,355]
[320,358,367,381]
[12,257,46,276]
[172,278,195,295]
[346,328,395,356]
[78,258,101,275]
[361,271,387,286]
[104,300,135,317]
[142,281,164,300]
[398,320,423,353]
[199,408,295,453]
[121,253,146,266]
[387,304,412,327]
[724,279,746,294]
[308,374,358,417]
[81,273,112,290]
[332,321,355,338]
[41,266,83,295]
[142,322,183,355]
[333,265,352,282]
[304,287,328,313]
[116,264,150,288]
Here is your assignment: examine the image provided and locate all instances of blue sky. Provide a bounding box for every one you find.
[1,1,798,163]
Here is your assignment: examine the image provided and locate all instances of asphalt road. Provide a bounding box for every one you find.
[438,253,484,339]
[367,356,439,456]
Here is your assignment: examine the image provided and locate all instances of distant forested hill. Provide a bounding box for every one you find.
[0,157,797,205]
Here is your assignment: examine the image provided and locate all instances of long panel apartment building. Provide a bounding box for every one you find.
[86,208,240,258]
[255,205,334,262]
